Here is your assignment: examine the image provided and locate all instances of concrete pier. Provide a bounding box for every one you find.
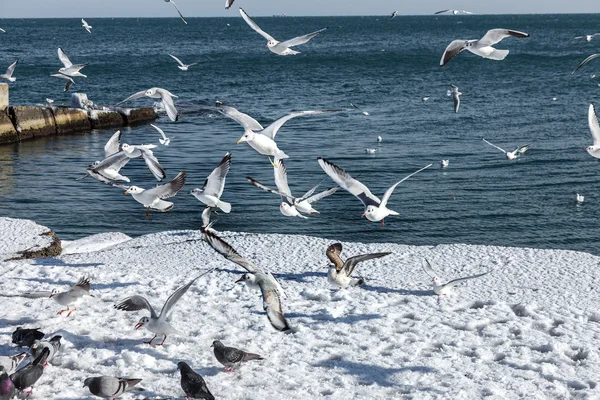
[0,83,8,112]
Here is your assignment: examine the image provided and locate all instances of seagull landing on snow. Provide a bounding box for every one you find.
[118,87,179,122]
[585,104,600,159]
[49,277,93,317]
[164,0,187,24]
[318,157,432,226]
[190,152,232,213]
[482,138,530,160]
[57,47,88,77]
[440,28,529,66]
[572,54,600,74]
[576,193,585,203]
[574,33,600,42]
[168,54,198,71]
[0,60,18,82]
[325,243,391,288]
[81,19,92,33]
[422,259,489,296]
[448,85,462,112]
[122,171,187,219]
[239,8,327,56]
[150,124,171,146]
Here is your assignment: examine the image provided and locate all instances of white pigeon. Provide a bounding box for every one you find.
[325,242,391,288]
[190,152,232,213]
[576,193,585,203]
[123,171,187,219]
[440,28,529,66]
[239,8,327,56]
[0,60,18,82]
[441,159,449,168]
[585,104,600,159]
[57,47,88,77]
[81,19,92,33]
[318,157,432,226]
[482,138,529,160]
[114,271,211,345]
[435,9,475,15]
[117,87,179,122]
[164,0,187,24]
[168,54,198,71]
[49,277,93,317]
[574,33,600,42]
[50,73,75,92]
[422,259,489,296]
[448,85,462,112]
[225,0,235,9]
[573,54,600,74]
[150,124,171,145]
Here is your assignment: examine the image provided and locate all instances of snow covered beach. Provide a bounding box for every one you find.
[1,217,600,399]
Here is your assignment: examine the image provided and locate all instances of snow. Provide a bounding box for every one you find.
[1,218,600,399]
[0,218,56,259]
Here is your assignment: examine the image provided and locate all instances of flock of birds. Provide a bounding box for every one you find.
[1,4,600,399]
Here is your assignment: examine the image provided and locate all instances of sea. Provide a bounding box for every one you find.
[0,14,599,254]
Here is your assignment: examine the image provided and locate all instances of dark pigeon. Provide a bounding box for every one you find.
[12,327,44,347]
[10,347,49,396]
[212,340,263,372]
[177,362,214,399]
[0,366,15,400]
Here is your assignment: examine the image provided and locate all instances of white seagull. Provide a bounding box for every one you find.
[81,19,92,33]
[440,28,530,66]
[164,0,188,24]
[318,157,432,226]
[435,9,475,15]
[150,124,171,146]
[423,259,489,296]
[441,159,449,168]
[448,85,462,112]
[482,138,530,160]
[50,73,75,92]
[225,0,235,9]
[80,131,131,184]
[49,277,93,317]
[118,88,179,122]
[572,54,600,74]
[168,54,198,71]
[190,152,232,213]
[0,60,18,82]
[114,271,211,345]
[325,243,391,288]
[574,33,600,42]
[0,28,5,33]
[120,143,167,180]
[57,47,88,77]
[239,8,327,56]
[390,11,398,19]
[576,193,585,204]
[123,171,187,219]
[350,103,370,116]
[585,104,600,159]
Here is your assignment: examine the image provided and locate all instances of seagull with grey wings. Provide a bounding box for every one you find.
[164,0,187,24]
[168,54,198,71]
[325,243,392,288]
[114,270,212,345]
[0,353,27,375]
[572,54,600,74]
[448,85,462,113]
[80,131,131,184]
[585,104,600,159]
[202,229,290,331]
[118,87,179,121]
[81,19,92,33]
[50,73,75,92]
[49,276,93,316]
[482,138,530,160]
[9,348,49,398]
[225,0,235,9]
[212,340,263,372]
[422,259,489,296]
[440,28,529,66]
[0,60,18,82]
[435,9,475,15]
[573,33,600,42]
[122,171,187,219]
[190,152,232,213]
[318,157,432,226]
[239,8,327,55]
[57,47,88,77]
[83,376,142,399]
[151,124,171,146]
[177,362,215,399]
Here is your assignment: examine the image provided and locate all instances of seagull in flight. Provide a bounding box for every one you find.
[57,47,88,77]
[435,9,475,15]
[239,8,327,55]
[0,60,18,82]
[164,0,187,24]
[574,33,600,42]
[168,54,198,71]
[422,259,489,296]
[390,11,398,19]
[225,0,235,9]
[572,54,600,74]
[122,171,187,219]
[150,124,171,146]
[81,19,92,33]
[117,88,179,122]
[585,104,600,159]
[448,85,462,113]
[50,73,74,92]
[482,138,530,160]
[190,152,232,213]
[440,28,529,66]
[326,243,391,288]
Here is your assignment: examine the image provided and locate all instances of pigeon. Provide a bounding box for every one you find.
[30,335,62,365]
[440,29,529,66]
[585,104,600,159]
[572,54,600,74]
[57,47,88,77]
[211,340,263,372]
[325,243,391,288]
[83,376,142,399]
[190,152,232,213]
[448,85,462,112]
[12,328,44,348]
[82,19,92,33]
[422,259,489,296]
[168,54,198,71]
[0,353,27,375]
[164,0,187,24]
[117,87,179,122]
[50,73,75,92]
[9,348,49,397]
[122,171,187,219]
[239,8,327,56]
[177,362,214,399]
[0,366,15,400]
[50,276,93,316]
[0,60,18,82]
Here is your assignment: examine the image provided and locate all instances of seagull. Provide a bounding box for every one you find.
[123,171,187,219]
[201,229,290,331]
[435,9,475,15]
[80,131,132,184]
[114,271,211,345]
[46,98,54,106]
[377,136,382,142]
[49,277,93,317]
[81,19,92,33]
[318,157,433,226]
[57,47,88,77]
[247,158,339,217]
[83,376,142,399]
[211,340,263,372]
[572,54,600,74]
[0,353,27,375]
[239,8,327,56]
[201,207,216,233]
[390,11,398,19]
[350,103,370,116]
[9,348,49,398]
[117,88,179,122]
[121,143,167,180]
[365,148,377,154]
[325,243,391,288]
[177,362,214,399]
[482,138,530,160]
[0,60,18,82]
[441,159,449,168]
[50,73,75,92]
[12,328,44,348]
[164,0,187,24]
[586,104,600,159]
[217,101,343,167]
[577,193,585,203]
[30,335,61,365]
[448,85,462,112]
[422,259,489,296]
[440,29,529,66]
[168,54,198,71]
[422,96,430,101]
[574,33,600,42]
[0,366,15,400]
[225,0,235,9]
[0,28,5,33]
[190,152,232,213]
[150,124,171,146]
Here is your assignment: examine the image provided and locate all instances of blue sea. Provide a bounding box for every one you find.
[0,14,599,253]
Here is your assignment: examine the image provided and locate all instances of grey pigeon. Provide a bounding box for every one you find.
[177,362,214,399]
[83,376,142,399]
[0,352,28,375]
[211,340,263,372]
[11,327,44,347]
[30,335,62,364]
[0,366,15,400]
[10,347,49,397]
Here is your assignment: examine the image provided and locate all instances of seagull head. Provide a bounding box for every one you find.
[124,186,143,195]
[235,273,256,286]
[267,40,277,48]
[49,289,59,298]
[144,88,156,97]
[121,143,134,154]
[586,145,600,154]
[236,132,254,144]
[135,316,149,330]
[362,205,378,219]
[189,188,203,196]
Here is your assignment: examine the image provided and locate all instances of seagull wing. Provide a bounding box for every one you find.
[317,157,380,209]
[158,270,212,320]
[444,271,490,290]
[202,152,231,198]
[274,159,292,196]
[304,186,341,204]
[380,164,432,208]
[225,0,235,9]
[256,276,290,331]
[169,0,188,24]
[422,259,439,280]
[572,54,600,74]
[478,29,529,46]
[5,60,18,77]
[216,101,264,131]
[138,147,166,181]
[114,295,158,319]
[239,8,276,42]
[50,74,75,92]
[150,124,168,142]
[440,40,467,66]
[435,9,451,14]
[92,151,130,173]
[589,104,600,146]
[168,54,185,67]
[145,171,186,199]
[482,138,507,154]
[116,90,146,106]
[262,109,342,140]
[343,252,391,276]
[57,48,73,68]
[279,28,327,48]
[202,229,261,272]
[104,130,122,157]
[159,92,179,122]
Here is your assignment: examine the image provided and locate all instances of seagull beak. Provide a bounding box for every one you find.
[124,189,130,195]
[134,322,143,330]
[235,278,244,284]
[236,138,244,144]
[361,212,366,218]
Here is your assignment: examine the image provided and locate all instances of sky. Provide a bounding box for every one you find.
[1,0,599,18]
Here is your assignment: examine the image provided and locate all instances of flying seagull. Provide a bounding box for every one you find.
[150,124,171,146]
[168,54,198,71]
[0,28,5,33]
[572,54,600,74]
[50,73,74,92]
[435,9,475,15]
[81,19,92,33]
[422,259,489,296]
[440,28,530,66]
[122,171,187,219]
[448,85,462,112]
[390,11,398,19]
[239,8,327,56]
[80,131,131,184]
[325,243,391,288]
[482,138,529,160]
[117,87,179,122]
[225,0,235,9]
[574,33,600,42]
[0,60,18,82]
[57,47,88,77]
[585,104,600,159]
[190,152,232,213]
[164,0,187,24]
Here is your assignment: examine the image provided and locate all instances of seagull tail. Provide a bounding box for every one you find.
[387,209,399,216]
[485,49,509,61]
[275,149,289,159]
[216,200,231,213]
